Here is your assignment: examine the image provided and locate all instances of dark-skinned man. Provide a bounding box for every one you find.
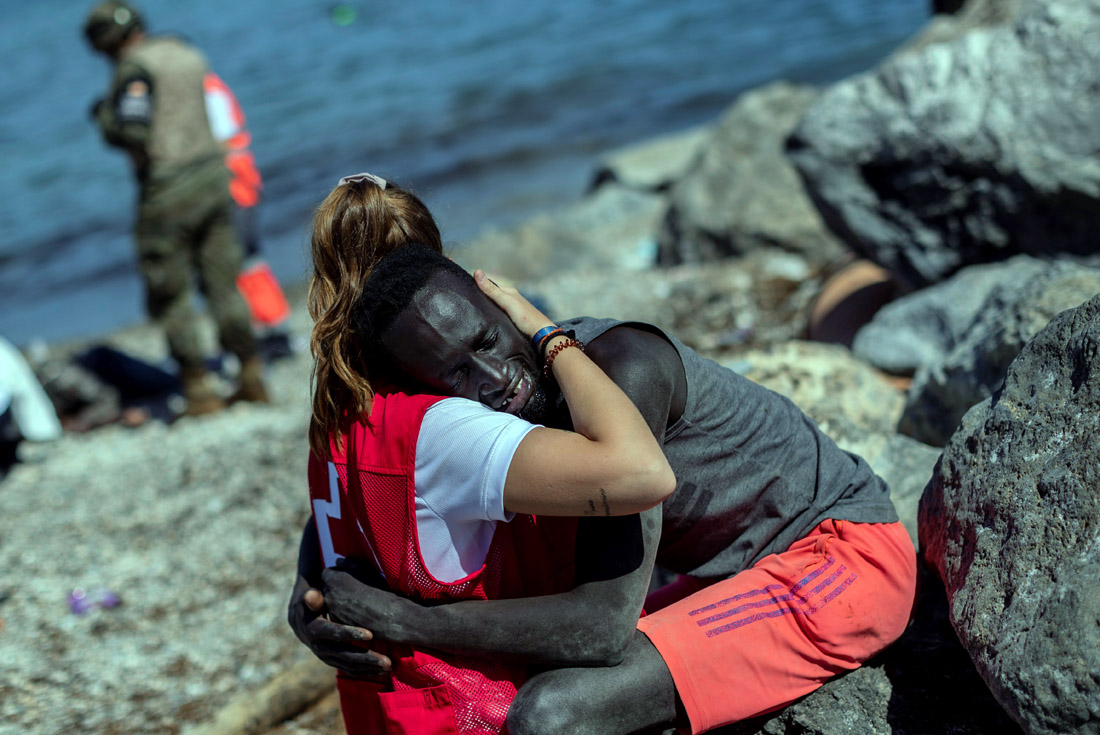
[290,245,917,734]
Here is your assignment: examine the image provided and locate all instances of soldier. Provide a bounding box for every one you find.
[83,1,269,415]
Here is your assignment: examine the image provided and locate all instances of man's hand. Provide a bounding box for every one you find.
[287,575,392,678]
[321,559,411,644]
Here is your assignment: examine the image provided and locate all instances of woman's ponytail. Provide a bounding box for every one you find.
[307,177,442,458]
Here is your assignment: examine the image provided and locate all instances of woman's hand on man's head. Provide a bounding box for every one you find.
[473,269,554,340]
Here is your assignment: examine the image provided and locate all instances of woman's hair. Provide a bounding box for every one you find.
[308,176,443,458]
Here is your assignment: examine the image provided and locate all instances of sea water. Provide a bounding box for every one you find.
[0,0,926,346]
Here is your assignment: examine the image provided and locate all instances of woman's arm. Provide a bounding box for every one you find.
[473,272,676,517]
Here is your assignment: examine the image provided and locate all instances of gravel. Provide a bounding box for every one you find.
[0,307,322,735]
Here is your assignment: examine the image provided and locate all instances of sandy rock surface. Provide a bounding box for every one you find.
[0,307,325,735]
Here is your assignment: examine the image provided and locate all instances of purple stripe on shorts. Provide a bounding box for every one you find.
[807,563,849,600]
[819,573,857,606]
[688,555,839,618]
[688,584,785,617]
[694,564,849,627]
[703,573,858,637]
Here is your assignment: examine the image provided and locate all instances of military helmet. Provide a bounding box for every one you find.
[83,1,143,54]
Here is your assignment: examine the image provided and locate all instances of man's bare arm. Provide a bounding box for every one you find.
[323,506,661,667]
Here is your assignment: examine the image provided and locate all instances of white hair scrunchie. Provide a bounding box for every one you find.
[337,172,387,189]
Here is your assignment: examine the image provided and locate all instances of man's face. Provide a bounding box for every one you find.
[380,272,556,422]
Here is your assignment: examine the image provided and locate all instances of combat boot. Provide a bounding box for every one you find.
[233,355,270,404]
[181,368,226,417]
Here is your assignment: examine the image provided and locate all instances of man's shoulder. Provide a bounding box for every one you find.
[563,316,656,345]
[562,317,679,368]
[564,318,686,423]
[558,317,686,430]
[113,53,150,82]
[141,34,200,51]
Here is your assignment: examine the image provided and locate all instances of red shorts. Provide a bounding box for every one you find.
[637,519,917,734]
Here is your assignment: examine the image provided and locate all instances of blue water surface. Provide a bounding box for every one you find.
[0,0,927,346]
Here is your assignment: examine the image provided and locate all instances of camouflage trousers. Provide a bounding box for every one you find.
[135,164,258,373]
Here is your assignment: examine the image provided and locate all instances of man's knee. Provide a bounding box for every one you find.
[508,676,589,735]
[510,636,679,735]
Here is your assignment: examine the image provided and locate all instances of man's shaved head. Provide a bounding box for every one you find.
[352,245,473,379]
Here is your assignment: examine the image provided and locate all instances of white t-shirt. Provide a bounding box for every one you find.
[413,397,539,582]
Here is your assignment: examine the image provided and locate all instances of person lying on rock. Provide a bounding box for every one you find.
[289,176,918,735]
[296,174,674,734]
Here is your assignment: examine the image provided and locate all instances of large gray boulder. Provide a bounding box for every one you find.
[899,261,1100,446]
[919,294,1100,734]
[657,82,845,268]
[455,183,665,282]
[852,256,1049,377]
[528,248,820,353]
[788,0,1100,290]
[589,125,711,193]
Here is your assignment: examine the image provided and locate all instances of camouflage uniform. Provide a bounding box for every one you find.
[92,35,259,378]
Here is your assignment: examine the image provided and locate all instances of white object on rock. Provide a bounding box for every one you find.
[0,335,62,441]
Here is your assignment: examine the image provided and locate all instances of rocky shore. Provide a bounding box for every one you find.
[4,0,1099,733]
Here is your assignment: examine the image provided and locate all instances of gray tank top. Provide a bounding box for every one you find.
[564,317,898,578]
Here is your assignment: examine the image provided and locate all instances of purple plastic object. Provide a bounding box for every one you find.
[68,587,121,615]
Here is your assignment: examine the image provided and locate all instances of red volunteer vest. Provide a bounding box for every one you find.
[307,392,576,735]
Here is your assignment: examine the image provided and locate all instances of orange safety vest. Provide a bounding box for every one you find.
[203,71,263,208]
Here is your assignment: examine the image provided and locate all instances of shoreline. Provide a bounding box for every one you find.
[32,116,702,361]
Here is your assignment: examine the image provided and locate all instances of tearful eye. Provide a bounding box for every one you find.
[450,367,467,393]
[476,331,499,352]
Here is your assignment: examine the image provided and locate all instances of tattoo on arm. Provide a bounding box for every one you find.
[582,490,612,516]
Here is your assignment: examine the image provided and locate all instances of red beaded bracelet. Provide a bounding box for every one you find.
[543,338,585,378]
